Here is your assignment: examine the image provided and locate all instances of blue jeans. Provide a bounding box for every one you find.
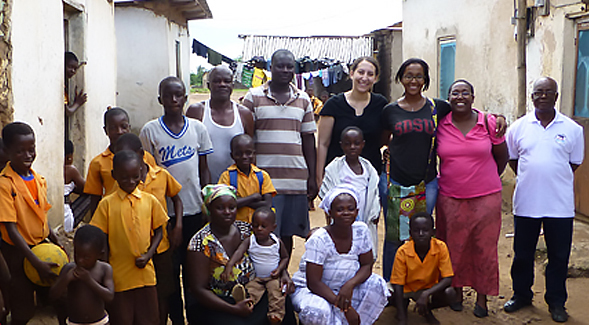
[510,216,573,307]
[381,176,438,281]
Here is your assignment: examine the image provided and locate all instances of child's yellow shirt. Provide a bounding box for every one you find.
[138,165,182,254]
[218,164,276,223]
[90,186,168,292]
[84,148,157,196]
[0,163,51,246]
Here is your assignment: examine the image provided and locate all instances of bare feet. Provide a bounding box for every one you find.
[344,306,360,325]
[424,310,440,325]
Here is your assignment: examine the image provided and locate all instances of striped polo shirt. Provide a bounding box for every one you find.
[243,82,316,194]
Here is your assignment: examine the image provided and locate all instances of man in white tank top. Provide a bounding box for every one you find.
[187,66,255,182]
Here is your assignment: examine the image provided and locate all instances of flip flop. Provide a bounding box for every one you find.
[231,283,247,302]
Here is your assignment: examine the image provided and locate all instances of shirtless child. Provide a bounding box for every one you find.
[51,225,114,325]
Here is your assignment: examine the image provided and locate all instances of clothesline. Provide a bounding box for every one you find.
[234,60,349,90]
[192,39,233,65]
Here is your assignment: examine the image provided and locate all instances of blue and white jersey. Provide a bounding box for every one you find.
[140,116,213,216]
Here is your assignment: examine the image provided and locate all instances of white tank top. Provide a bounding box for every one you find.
[203,100,245,183]
[248,233,281,278]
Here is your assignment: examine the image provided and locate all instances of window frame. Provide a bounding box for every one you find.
[438,37,456,101]
[574,22,589,119]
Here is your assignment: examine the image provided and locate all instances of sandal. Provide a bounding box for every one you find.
[473,304,488,318]
[231,283,247,302]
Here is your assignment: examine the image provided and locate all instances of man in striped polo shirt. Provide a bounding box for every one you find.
[243,49,318,255]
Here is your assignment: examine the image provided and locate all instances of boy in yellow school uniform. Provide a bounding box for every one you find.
[90,150,168,325]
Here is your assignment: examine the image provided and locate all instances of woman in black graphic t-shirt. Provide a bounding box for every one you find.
[380,58,450,282]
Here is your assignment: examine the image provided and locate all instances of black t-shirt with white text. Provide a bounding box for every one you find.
[382,98,450,186]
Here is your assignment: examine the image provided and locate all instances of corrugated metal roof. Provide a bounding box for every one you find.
[240,35,373,64]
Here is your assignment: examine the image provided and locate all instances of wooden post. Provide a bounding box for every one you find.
[517,0,527,118]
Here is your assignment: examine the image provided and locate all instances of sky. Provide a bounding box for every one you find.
[188,0,403,72]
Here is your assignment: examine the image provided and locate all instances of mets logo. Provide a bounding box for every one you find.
[158,145,195,167]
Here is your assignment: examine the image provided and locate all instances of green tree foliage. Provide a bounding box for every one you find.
[190,66,207,88]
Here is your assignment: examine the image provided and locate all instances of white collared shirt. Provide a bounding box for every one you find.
[507,109,584,218]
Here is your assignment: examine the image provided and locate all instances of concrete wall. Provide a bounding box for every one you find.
[12,0,65,225]
[115,7,192,134]
[10,0,115,226]
[528,0,585,117]
[403,0,518,120]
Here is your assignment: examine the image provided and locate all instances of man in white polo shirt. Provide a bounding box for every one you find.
[504,77,584,323]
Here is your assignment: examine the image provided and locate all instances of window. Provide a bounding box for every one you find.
[575,26,589,118]
[439,39,456,100]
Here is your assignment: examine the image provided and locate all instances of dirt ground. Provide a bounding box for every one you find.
[26,93,589,324]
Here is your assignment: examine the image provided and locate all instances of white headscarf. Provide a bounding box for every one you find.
[318,183,359,214]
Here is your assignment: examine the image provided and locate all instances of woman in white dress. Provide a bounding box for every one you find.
[291,185,389,325]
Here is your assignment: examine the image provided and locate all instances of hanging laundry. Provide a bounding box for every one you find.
[264,70,272,81]
[192,39,208,58]
[235,63,244,83]
[242,66,254,88]
[302,72,312,80]
[252,67,266,88]
[332,64,344,84]
[341,63,349,75]
[322,68,330,87]
[328,67,335,85]
[207,49,222,65]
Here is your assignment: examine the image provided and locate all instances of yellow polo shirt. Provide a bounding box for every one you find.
[138,165,182,253]
[218,164,276,223]
[84,148,157,196]
[90,187,168,292]
[0,163,51,246]
[391,238,454,293]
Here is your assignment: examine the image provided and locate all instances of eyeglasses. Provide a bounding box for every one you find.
[450,91,472,98]
[402,75,424,81]
[532,90,557,98]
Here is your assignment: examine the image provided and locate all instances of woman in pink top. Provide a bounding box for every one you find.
[435,79,508,317]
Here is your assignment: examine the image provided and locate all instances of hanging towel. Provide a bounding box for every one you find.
[192,39,208,58]
[242,67,254,88]
[207,49,222,65]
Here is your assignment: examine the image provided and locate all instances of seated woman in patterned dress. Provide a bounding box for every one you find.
[185,184,296,325]
[291,184,390,325]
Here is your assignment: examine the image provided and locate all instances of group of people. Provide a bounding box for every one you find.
[0,47,583,325]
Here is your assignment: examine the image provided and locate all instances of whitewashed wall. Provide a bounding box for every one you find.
[12,0,65,225]
[115,7,192,134]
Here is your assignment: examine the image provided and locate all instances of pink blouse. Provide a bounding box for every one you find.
[436,109,505,199]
